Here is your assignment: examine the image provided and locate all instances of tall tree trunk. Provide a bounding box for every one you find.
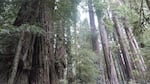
[122,18,146,80]
[112,13,133,81]
[110,51,119,84]
[97,18,119,84]
[88,0,99,52]
[88,0,105,83]
[66,25,74,84]
[29,0,58,83]
[119,0,146,74]
[113,32,127,83]
[55,19,66,82]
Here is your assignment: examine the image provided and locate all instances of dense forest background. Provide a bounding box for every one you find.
[0,0,150,84]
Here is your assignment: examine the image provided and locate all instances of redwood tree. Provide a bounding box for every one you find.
[9,0,60,84]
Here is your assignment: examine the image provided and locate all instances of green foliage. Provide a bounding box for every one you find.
[54,0,80,23]
[0,24,44,34]
[70,20,99,84]
[140,29,150,81]
[0,0,149,83]
[94,0,107,17]
[109,1,150,36]
[74,49,99,84]
[17,24,44,34]
[103,17,114,33]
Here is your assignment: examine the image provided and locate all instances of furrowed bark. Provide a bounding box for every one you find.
[13,0,59,84]
[29,0,57,84]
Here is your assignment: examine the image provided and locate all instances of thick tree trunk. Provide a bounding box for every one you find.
[13,0,59,84]
[112,13,133,81]
[29,0,57,84]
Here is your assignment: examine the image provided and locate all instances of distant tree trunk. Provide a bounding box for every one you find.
[97,18,119,84]
[122,18,146,78]
[113,32,127,84]
[12,0,60,84]
[88,0,105,83]
[88,0,99,52]
[119,0,146,75]
[55,19,66,81]
[112,13,133,81]
[109,51,119,84]
[66,25,74,84]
